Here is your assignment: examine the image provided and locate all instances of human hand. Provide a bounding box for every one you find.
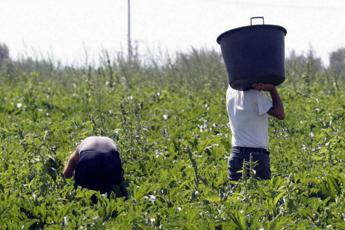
[251,83,275,91]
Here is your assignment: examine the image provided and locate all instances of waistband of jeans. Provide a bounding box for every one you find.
[79,149,119,155]
[232,146,268,153]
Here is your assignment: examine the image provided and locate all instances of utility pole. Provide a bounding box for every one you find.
[127,0,132,61]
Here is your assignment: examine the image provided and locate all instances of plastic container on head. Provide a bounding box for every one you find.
[217,17,287,90]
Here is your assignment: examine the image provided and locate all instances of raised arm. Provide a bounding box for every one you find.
[252,83,285,120]
[63,151,79,178]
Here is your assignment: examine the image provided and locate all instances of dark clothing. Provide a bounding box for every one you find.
[74,150,124,194]
[228,146,271,181]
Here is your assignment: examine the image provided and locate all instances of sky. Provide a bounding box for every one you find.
[0,0,344,66]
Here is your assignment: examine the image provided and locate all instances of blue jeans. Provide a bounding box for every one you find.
[228,146,271,181]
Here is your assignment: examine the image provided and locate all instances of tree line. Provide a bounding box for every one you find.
[0,42,344,90]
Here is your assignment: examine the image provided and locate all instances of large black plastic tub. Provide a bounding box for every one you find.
[217,17,287,90]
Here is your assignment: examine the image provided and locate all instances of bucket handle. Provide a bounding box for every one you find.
[250,16,264,25]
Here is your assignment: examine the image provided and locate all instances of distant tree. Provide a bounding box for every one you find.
[0,43,10,62]
[286,49,323,83]
[286,49,323,73]
[329,48,345,75]
[285,49,324,91]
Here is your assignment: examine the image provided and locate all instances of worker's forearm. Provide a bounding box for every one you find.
[269,87,285,119]
[63,151,78,178]
[63,164,74,178]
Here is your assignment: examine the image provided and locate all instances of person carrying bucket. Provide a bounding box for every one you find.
[226,83,285,180]
[63,136,128,198]
[217,17,287,180]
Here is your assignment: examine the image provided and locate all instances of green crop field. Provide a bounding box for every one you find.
[0,49,344,229]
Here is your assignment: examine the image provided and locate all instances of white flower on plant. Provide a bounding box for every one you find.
[63,216,68,226]
[144,194,157,203]
[114,129,121,135]
[163,114,168,120]
[205,144,219,151]
[16,103,22,108]
[302,144,307,151]
[198,119,208,132]
[155,150,163,157]
[148,195,156,202]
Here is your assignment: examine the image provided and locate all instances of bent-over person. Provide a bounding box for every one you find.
[64,136,127,197]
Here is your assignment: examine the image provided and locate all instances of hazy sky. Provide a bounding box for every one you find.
[0,0,344,65]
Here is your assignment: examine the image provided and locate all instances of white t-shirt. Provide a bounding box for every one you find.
[226,85,272,149]
[76,136,118,154]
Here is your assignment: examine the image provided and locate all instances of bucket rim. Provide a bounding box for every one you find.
[216,24,287,44]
